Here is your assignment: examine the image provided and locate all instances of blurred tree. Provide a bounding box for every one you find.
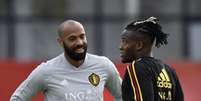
[32,0,68,17]
[0,0,7,16]
[139,0,181,16]
[189,0,201,16]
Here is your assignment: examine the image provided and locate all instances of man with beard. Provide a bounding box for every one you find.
[119,17,183,101]
[10,20,122,101]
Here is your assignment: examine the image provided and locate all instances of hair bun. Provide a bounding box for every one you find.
[146,16,158,24]
[134,16,158,25]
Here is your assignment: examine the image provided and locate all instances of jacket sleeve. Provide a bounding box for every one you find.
[10,63,46,101]
[171,68,184,101]
[105,58,122,101]
[126,61,154,101]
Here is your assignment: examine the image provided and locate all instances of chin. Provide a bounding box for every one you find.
[121,59,129,63]
[121,58,133,63]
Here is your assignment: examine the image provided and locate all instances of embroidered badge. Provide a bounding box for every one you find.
[88,73,100,87]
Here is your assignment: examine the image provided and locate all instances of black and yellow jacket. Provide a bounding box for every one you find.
[122,57,184,101]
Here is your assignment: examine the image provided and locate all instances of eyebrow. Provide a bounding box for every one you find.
[66,32,86,38]
[121,34,130,40]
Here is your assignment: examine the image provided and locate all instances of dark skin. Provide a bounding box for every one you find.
[119,29,153,63]
[57,20,87,67]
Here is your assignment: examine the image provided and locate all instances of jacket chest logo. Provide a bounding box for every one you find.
[88,73,100,87]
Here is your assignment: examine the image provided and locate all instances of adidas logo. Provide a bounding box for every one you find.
[157,68,172,89]
[60,79,69,86]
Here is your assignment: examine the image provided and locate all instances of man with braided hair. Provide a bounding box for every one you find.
[119,17,184,101]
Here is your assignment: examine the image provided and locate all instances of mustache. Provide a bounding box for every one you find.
[73,44,87,50]
[74,45,84,49]
[63,42,87,61]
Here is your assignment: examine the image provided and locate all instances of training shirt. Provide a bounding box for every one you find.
[10,53,122,101]
[122,57,183,101]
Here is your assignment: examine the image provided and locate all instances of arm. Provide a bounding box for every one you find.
[171,68,184,101]
[105,59,122,101]
[10,63,46,101]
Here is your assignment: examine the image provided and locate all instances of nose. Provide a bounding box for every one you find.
[76,39,84,46]
[119,44,123,51]
[119,43,123,51]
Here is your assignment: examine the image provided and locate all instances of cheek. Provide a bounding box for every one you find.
[83,39,87,44]
[126,45,136,55]
[121,42,128,49]
[63,41,72,48]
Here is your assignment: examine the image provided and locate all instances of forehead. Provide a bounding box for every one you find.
[121,30,137,39]
[61,24,86,38]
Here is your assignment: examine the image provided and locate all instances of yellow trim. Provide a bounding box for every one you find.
[127,66,137,101]
[132,61,143,101]
[162,69,170,81]
[158,77,161,81]
[159,73,166,81]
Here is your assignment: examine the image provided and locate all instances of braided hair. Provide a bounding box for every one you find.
[125,17,169,48]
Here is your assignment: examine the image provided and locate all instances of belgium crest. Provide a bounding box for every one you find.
[88,73,100,87]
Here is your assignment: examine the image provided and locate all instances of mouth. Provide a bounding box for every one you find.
[120,54,126,59]
[120,51,124,56]
[120,54,125,59]
[74,48,85,53]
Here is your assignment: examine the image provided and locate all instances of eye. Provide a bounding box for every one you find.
[80,34,86,39]
[121,38,127,44]
[68,36,76,41]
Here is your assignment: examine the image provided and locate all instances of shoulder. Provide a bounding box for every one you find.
[133,57,161,69]
[163,63,177,75]
[33,54,64,74]
[132,58,147,68]
[87,53,113,65]
[87,53,117,72]
[39,53,66,70]
[129,58,152,75]
[31,62,49,76]
[45,53,64,66]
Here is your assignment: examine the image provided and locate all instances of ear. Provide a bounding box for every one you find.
[57,37,64,47]
[136,40,143,51]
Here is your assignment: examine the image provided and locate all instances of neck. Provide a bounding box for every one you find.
[136,51,152,60]
[64,53,84,68]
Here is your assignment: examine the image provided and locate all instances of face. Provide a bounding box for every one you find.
[59,28,87,61]
[119,30,139,63]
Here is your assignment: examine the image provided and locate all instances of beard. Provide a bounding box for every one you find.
[63,42,87,61]
[121,56,134,63]
[121,48,136,63]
